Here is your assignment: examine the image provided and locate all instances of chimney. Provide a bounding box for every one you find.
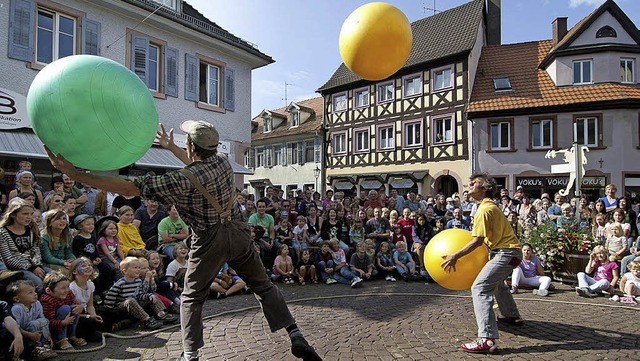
[552,17,568,46]
[486,0,501,46]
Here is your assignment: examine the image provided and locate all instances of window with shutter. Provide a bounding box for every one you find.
[196,54,225,112]
[297,142,304,165]
[128,31,168,96]
[35,6,80,64]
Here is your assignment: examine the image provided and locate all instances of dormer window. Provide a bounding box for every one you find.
[291,111,300,127]
[264,117,272,133]
[573,60,592,84]
[493,76,512,91]
[596,25,617,38]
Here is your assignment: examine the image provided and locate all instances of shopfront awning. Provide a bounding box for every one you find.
[0,129,253,174]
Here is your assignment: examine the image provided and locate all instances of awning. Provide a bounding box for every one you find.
[0,129,253,174]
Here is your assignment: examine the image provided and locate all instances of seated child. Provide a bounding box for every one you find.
[137,257,178,314]
[605,222,627,261]
[349,219,365,246]
[7,280,57,360]
[210,263,247,299]
[39,272,86,350]
[292,216,310,260]
[296,249,317,285]
[96,220,125,288]
[69,258,103,342]
[619,260,640,299]
[393,241,417,281]
[350,242,377,281]
[165,243,188,286]
[576,245,619,297]
[328,238,362,288]
[0,299,24,361]
[104,257,177,330]
[376,241,396,282]
[72,215,110,295]
[272,244,296,284]
[314,241,337,284]
[146,251,181,309]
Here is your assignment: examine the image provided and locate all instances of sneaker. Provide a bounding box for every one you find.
[291,335,322,361]
[510,287,518,294]
[32,345,57,361]
[609,295,620,302]
[575,287,598,298]
[326,278,337,285]
[142,318,163,330]
[54,338,74,351]
[111,319,133,332]
[351,277,363,288]
[214,292,227,299]
[168,353,199,361]
[460,338,497,354]
[385,275,391,281]
[497,316,524,326]
[68,336,87,347]
[157,313,179,324]
[389,276,396,282]
[402,274,410,282]
[533,289,548,297]
[620,296,637,304]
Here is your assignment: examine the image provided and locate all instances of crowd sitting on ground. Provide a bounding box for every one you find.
[1,162,640,359]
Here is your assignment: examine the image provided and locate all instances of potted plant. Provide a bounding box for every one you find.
[527,221,600,282]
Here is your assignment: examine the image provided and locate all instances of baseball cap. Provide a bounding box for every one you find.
[180,120,220,150]
[516,185,523,191]
[73,214,95,227]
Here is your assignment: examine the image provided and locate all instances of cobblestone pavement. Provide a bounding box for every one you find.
[57,280,640,360]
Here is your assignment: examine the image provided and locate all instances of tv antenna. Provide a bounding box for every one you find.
[423,0,441,15]
[283,82,296,106]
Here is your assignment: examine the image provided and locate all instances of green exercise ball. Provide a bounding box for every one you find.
[27,55,158,171]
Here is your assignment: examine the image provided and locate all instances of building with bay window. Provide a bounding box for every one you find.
[467,0,640,201]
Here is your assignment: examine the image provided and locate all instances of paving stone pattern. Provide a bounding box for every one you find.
[58,281,640,360]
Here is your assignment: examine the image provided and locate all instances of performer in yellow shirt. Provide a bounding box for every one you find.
[441,173,522,354]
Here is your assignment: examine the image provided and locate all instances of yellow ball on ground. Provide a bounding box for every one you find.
[424,229,489,291]
[338,2,413,81]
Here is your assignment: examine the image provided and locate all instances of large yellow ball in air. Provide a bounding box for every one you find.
[339,2,413,81]
[424,229,489,291]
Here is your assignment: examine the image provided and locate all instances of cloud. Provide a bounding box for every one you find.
[568,0,605,8]
[288,70,312,82]
[253,79,284,97]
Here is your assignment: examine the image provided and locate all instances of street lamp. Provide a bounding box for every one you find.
[313,165,321,191]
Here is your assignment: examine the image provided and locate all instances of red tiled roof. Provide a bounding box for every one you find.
[252,97,323,141]
[467,40,640,116]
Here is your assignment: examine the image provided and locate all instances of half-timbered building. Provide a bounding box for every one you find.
[317,0,500,198]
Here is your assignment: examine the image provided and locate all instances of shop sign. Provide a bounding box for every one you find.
[0,88,30,129]
[361,180,382,189]
[389,178,415,188]
[334,181,355,190]
[517,176,605,188]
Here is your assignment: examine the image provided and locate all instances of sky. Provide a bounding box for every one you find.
[187,0,640,117]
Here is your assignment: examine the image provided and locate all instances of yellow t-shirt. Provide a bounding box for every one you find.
[472,198,521,250]
[117,222,146,255]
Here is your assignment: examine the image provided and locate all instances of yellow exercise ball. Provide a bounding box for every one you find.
[424,229,489,291]
[339,2,413,81]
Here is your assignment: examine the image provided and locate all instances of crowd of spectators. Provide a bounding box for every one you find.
[2,161,640,358]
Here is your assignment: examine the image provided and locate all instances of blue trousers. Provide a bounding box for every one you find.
[54,304,79,341]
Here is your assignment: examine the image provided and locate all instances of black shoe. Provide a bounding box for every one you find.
[497,316,524,326]
[156,313,179,324]
[291,336,322,361]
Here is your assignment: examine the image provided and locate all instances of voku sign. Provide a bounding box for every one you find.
[0,88,30,129]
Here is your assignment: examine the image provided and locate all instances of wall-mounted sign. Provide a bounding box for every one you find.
[0,88,30,129]
[516,176,605,189]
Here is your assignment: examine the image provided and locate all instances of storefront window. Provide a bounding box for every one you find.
[624,175,640,205]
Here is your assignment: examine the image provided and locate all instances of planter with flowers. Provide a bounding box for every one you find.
[526,221,601,283]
